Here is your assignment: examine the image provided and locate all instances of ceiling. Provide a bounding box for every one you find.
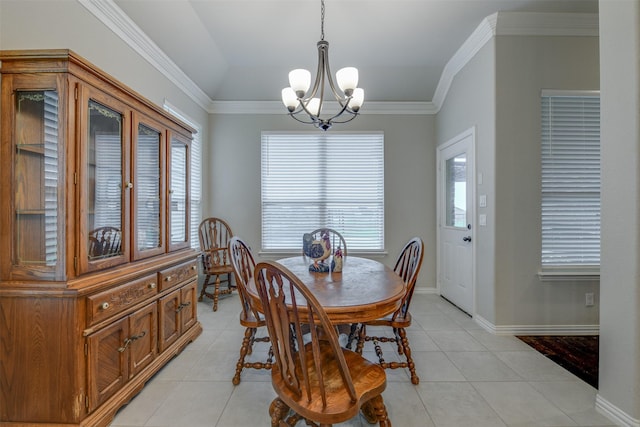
[113,0,598,104]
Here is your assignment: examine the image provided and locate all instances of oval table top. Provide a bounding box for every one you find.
[248,255,406,324]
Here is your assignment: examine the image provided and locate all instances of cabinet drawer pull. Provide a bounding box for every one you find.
[149,282,156,289]
[125,181,133,189]
[165,276,172,282]
[100,302,110,310]
[191,265,197,271]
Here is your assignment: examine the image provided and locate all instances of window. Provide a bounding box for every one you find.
[541,91,600,273]
[163,101,202,249]
[261,132,384,252]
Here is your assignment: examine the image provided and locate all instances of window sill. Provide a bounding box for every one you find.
[259,250,388,259]
[537,268,600,282]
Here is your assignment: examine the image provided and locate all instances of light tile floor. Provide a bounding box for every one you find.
[110,294,616,427]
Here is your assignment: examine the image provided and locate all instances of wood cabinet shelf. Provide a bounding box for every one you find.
[0,49,200,427]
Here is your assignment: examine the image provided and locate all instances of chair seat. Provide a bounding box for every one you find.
[272,341,386,424]
[205,264,235,275]
[239,310,266,327]
[366,311,412,328]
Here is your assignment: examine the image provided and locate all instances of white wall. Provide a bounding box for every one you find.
[598,0,640,423]
[437,41,498,322]
[437,28,601,329]
[206,112,438,289]
[493,35,600,328]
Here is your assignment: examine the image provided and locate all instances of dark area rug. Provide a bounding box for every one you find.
[516,335,599,389]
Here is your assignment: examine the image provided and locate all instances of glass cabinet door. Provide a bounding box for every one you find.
[5,75,65,280]
[168,133,190,251]
[132,114,166,259]
[80,87,129,273]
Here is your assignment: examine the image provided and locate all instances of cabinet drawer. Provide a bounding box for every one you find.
[87,274,158,326]
[158,260,198,291]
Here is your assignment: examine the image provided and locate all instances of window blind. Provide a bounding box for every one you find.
[541,92,600,267]
[261,132,384,251]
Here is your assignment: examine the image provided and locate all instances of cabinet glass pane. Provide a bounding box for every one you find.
[445,153,467,228]
[170,138,188,245]
[137,124,161,250]
[14,90,59,267]
[87,100,123,260]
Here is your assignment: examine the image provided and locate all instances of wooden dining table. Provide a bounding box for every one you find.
[246,255,406,325]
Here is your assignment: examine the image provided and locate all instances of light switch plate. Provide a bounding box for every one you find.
[479,214,487,226]
[479,195,487,208]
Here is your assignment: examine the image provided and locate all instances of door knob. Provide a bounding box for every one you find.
[463,236,472,242]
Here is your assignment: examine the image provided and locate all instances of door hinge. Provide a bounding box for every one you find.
[74,256,78,272]
[85,394,89,408]
[74,172,77,185]
[84,342,88,356]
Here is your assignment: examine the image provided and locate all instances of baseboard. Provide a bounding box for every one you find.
[596,394,640,427]
[473,314,599,336]
[414,286,439,294]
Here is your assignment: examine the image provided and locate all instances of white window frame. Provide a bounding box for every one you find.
[538,90,600,281]
[261,131,385,254]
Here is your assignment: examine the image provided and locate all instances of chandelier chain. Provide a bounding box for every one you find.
[320,0,325,41]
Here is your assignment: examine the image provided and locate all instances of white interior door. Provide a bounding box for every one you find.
[437,129,474,314]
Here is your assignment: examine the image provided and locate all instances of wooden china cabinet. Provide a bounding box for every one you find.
[0,50,202,426]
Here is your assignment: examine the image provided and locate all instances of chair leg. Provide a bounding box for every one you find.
[198,274,211,302]
[356,324,367,354]
[269,398,290,427]
[361,394,390,426]
[212,274,221,311]
[233,327,256,385]
[398,327,419,385]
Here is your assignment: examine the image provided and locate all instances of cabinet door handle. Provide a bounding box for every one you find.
[130,331,147,342]
[117,338,132,353]
[117,331,147,353]
[125,181,133,189]
[175,301,191,313]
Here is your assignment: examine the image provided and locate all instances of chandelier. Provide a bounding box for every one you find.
[281,0,364,131]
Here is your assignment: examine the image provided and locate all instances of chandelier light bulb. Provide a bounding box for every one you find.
[281,88,298,112]
[307,98,321,116]
[336,67,359,96]
[289,69,311,98]
[350,88,364,112]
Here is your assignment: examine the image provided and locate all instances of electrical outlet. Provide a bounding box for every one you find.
[585,292,595,306]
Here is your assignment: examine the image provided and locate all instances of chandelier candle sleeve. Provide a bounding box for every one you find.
[281,0,364,131]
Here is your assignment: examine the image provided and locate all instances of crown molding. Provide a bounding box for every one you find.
[77,0,212,110]
[79,2,598,117]
[431,11,598,112]
[209,100,437,115]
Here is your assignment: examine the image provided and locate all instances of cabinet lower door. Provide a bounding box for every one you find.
[87,317,129,411]
[158,289,181,353]
[180,281,197,332]
[129,304,158,378]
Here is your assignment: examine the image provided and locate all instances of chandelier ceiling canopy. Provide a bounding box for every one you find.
[281,0,364,131]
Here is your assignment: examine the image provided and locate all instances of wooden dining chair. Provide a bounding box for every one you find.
[352,237,424,384]
[88,226,122,260]
[254,261,391,426]
[198,217,235,311]
[229,236,273,385]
